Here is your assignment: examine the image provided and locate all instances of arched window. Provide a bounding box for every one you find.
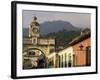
[33,38,36,43]
[32,38,37,45]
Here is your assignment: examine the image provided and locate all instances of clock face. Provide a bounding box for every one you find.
[32,28,38,33]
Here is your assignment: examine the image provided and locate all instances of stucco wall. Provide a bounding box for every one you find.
[72,38,91,66]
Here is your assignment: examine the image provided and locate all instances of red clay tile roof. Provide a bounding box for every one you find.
[69,31,90,46]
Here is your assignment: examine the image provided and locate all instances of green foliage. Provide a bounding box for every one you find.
[45,29,81,47]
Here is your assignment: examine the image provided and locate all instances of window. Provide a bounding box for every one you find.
[28,51,32,55]
[86,46,91,66]
[61,55,63,67]
[58,56,60,67]
[33,38,36,43]
[48,58,54,68]
[65,53,67,67]
[68,54,72,67]
[32,38,37,44]
[28,51,35,55]
[55,54,59,68]
[73,54,75,67]
[32,51,35,55]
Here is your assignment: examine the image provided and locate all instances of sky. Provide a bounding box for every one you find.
[22,10,91,29]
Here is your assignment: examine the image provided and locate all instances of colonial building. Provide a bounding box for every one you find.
[47,46,74,68]
[23,16,55,69]
[57,46,74,67]
[69,31,91,67]
[47,30,91,68]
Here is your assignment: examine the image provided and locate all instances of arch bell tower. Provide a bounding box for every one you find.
[29,16,40,45]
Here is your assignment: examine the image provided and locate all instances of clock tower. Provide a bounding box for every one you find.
[29,16,40,44]
[23,16,55,69]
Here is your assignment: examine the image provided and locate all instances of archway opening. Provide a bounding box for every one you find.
[23,48,47,69]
